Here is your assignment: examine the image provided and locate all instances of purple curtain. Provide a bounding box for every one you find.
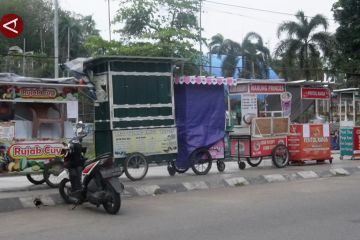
[175,84,225,168]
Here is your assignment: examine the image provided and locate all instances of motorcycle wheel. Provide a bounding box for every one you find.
[59,178,73,204]
[26,173,46,185]
[44,159,65,188]
[103,185,121,215]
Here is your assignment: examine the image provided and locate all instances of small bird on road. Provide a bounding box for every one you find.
[33,197,48,208]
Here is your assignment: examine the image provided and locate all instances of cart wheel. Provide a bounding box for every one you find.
[246,157,263,167]
[238,161,246,170]
[167,165,176,176]
[44,159,65,188]
[26,173,46,185]
[124,152,148,181]
[216,160,225,172]
[172,161,189,174]
[271,144,289,168]
[191,148,212,175]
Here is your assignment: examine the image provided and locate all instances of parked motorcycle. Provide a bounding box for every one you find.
[58,122,123,214]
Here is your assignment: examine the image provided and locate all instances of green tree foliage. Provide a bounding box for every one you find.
[94,0,203,74]
[275,11,334,81]
[332,0,360,87]
[0,0,99,77]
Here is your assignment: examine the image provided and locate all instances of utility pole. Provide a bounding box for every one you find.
[199,0,202,76]
[54,0,59,78]
[67,27,70,62]
[22,38,26,75]
[108,0,112,41]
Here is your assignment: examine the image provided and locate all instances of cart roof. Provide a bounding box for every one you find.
[235,79,334,87]
[174,76,237,86]
[333,88,359,93]
[83,56,187,70]
[0,73,91,88]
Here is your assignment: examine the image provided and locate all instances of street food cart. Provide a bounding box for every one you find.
[0,73,89,186]
[286,81,332,164]
[332,88,360,159]
[84,56,181,181]
[228,79,290,168]
[227,79,333,168]
[170,76,237,175]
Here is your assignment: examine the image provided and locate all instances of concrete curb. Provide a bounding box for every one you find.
[1,166,360,213]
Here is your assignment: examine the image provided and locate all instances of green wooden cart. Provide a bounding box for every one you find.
[83,56,184,181]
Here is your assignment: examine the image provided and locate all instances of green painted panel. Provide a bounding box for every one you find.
[112,76,172,105]
[114,107,172,118]
[95,122,110,131]
[95,102,110,120]
[95,130,113,156]
[113,119,174,128]
[110,61,170,72]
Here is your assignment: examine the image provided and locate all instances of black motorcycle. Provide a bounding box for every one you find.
[58,122,123,215]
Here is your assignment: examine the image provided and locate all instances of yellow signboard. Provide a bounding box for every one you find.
[112,128,178,158]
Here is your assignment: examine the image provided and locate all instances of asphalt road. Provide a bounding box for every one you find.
[1,174,360,240]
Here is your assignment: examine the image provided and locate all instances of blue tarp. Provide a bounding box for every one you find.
[175,84,225,168]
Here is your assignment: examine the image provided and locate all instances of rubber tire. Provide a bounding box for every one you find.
[172,161,189,174]
[26,173,46,185]
[167,165,176,176]
[59,178,73,204]
[44,159,64,188]
[191,148,212,175]
[124,152,148,181]
[103,184,121,215]
[271,144,290,168]
[246,157,263,167]
[217,160,225,172]
[238,161,246,170]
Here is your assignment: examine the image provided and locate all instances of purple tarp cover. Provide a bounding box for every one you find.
[175,84,225,168]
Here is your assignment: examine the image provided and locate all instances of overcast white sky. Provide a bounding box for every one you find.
[60,0,337,54]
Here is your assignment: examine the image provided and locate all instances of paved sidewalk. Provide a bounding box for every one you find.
[0,153,359,213]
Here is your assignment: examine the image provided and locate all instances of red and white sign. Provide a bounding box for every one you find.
[353,127,360,155]
[288,124,331,161]
[20,87,57,99]
[230,138,251,157]
[7,142,63,160]
[251,137,287,157]
[250,84,285,93]
[301,88,330,100]
[0,14,24,38]
[229,85,249,93]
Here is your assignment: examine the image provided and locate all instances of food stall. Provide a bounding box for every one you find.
[83,56,182,181]
[171,76,237,175]
[0,73,90,186]
[228,79,291,168]
[332,88,360,160]
[227,79,333,168]
[286,81,333,164]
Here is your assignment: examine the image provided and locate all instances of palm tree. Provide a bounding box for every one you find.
[275,11,333,80]
[209,33,241,77]
[209,33,271,78]
[241,32,271,79]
